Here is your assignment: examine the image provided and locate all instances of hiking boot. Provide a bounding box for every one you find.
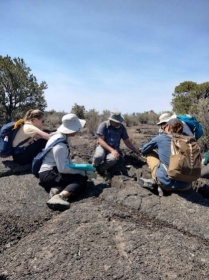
[138,178,156,190]
[157,185,172,196]
[103,171,113,187]
[157,186,164,197]
[96,166,105,177]
[46,194,70,211]
[49,186,63,199]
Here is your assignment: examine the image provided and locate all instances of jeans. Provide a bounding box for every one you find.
[92,145,117,173]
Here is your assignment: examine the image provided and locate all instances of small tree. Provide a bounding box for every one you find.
[196,99,209,150]
[171,81,209,114]
[85,109,101,135]
[71,103,86,119]
[0,55,47,122]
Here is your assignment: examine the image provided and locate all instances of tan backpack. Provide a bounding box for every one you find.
[163,134,201,183]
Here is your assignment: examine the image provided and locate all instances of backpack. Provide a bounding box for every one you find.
[177,115,204,140]
[163,134,201,183]
[32,138,68,178]
[0,121,27,158]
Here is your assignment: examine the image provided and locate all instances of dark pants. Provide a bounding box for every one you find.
[13,139,47,165]
[39,167,87,196]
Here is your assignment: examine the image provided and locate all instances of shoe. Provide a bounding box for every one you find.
[49,186,63,199]
[138,178,156,190]
[46,194,70,211]
[96,166,105,177]
[157,186,164,197]
[104,172,112,187]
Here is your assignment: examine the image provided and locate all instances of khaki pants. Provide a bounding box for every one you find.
[145,150,160,181]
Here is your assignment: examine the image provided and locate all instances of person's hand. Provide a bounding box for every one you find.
[85,170,97,180]
[133,147,141,154]
[111,149,120,160]
[204,150,209,165]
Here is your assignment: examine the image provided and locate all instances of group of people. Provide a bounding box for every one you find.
[11,110,140,211]
[139,112,207,196]
[10,109,208,210]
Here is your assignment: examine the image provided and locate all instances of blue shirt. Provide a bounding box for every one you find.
[141,134,190,189]
[97,121,129,150]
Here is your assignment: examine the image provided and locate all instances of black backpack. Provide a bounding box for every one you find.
[32,138,68,178]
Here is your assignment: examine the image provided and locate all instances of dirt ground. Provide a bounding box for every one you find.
[1,124,209,280]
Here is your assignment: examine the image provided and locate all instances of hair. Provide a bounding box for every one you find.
[24,109,44,122]
[169,122,183,134]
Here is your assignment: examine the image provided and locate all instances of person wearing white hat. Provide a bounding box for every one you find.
[38,113,89,211]
[92,111,140,182]
[139,118,191,195]
[157,112,177,134]
[157,112,193,137]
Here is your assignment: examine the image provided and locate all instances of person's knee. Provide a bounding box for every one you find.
[92,155,104,166]
[106,157,117,166]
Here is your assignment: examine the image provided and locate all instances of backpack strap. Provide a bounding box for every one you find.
[43,138,69,158]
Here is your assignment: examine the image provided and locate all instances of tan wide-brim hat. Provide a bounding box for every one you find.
[57,113,86,134]
[108,112,124,123]
[157,113,177,125]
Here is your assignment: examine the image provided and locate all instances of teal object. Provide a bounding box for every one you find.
[177,115,204,140]
[204,150,209,165]
[67,163,96,171]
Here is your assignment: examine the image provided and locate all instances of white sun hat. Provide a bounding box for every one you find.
[57,113,86,134]
[157,112,177,125]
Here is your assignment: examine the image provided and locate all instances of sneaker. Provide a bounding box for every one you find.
[49,186,63,199]
[46,194,70,211]
[138,178,156,190]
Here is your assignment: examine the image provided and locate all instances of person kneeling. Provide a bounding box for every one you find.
[139,118,191,196]
[38,113,88,211]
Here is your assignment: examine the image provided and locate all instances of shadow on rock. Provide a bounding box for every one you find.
[0,160,31,177]
[178,188,209,208]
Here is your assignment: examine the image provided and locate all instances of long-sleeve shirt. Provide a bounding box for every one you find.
[39,132,85,176]
[141,133,190,189]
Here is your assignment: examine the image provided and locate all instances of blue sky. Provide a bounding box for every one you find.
[1,0,209,114]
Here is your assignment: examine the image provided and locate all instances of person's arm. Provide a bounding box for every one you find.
[123,138,140,154]
[34,130,50,140]
[98,136,120,160]
[53,143,85,176]
[141,136,158,155]
[24,124,50,141]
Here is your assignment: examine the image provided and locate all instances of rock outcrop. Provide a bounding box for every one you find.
[1,127,209,279]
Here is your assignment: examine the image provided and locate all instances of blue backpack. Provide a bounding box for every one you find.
[0,122,28,158]
[32,138,68,178]
[177,115,204,140]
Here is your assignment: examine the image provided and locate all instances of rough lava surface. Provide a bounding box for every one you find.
[0,125,209,280]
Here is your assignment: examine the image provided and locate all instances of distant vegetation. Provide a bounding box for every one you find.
[1,55,209,149]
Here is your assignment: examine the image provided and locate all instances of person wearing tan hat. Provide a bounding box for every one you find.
[92,111,140,182]
[157,112,194,137]
[38,113,89,211]
[139,118,191,195]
